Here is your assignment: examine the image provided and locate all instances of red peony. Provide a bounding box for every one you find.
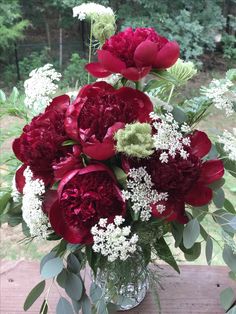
[46,164,126,244]
[64,81,153,160]
[123,131,224,224]
[86,27,180,81]
[12,95,81,188]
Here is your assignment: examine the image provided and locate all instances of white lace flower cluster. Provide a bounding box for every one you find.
[24,64,61,116]
[218,129,236,161]
[73,3,114,20]
[11,175,21,202]
[22,167,51,239]
[91,216,139,262]
[122,167,168,221]
[150,112,191,163]
[204,79,235,116]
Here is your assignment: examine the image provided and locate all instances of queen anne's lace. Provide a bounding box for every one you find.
[218,129,236,161]
[22,167,51,239]
[73,3,114,20]
[91,216,139,262]
[204,79,235,116]
[150,112,191,163]
[11,175,21,202]
[24,64,61,115]
[122,167,168,221]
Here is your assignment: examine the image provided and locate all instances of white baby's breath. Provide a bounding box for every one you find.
[73,2,114,20]
[24,64,61,116]
[151,112,191,163]
[22,167,51,239]
[218,129,236,161]
[11,175,21,202]
[122,167,168,221]
[91,216,139,262]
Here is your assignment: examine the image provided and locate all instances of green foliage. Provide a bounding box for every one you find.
[222,33,236,60]
[23,280,46,311]
[62,53,88,88]
[0,0,29,51]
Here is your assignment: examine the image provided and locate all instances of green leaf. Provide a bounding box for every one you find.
[224,199,236,214]
[52,239,67,257]
[223,245,236,272]
[96,299,108,314]
[65,272,83,301]
[183,219,200,249]
[90,283,103,303]
[172,106,187,123]
[40,252,56,273]
[213,188,225,208]
[0,192,11,214]
[208,178,225,191]
[171,221,184,248]
[40,299,48,314]
[213,209,236,233]
[41,257,64,279]
[153,237,180,273]
[56,297,74,314]
[229,271,236,281]
[112,166,127,186]
[56,269,68,288]
[24,280,46,311]
[205,236,213,265]
[0,89,6,102]
[9,87,19,103]
[220,287,235,311]
[82,295,91,314]
[67,253,81,274]
[72,300,82,313]
[62,140,77,146]
[180,242,201,261]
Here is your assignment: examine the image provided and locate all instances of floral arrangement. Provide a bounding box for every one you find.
[1,2,236,314]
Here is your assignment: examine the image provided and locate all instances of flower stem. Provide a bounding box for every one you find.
[167,84,175,104]
[88,20,93,84]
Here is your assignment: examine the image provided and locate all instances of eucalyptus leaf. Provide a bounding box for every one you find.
[205,236,213,265]
[208,178,225,191]
[57,269,68,288]
[24,280,46,311]
[41,257,64,279]
[224,199,236,214]
[67,253,81,274]
[56,297,74,314]
[40,299,48,314]
[213,188,225,208]
[40,252,56,273]
[65,272,83,300]
[183,219,200,249]
[223,245,236,273]
[214,209,236,233]
[172,106,187,123]
[220,287,235,311]
[180,242,201,261]
[171,221,184,248]
[82,295,92,314]
[72,300,82,313]
[90,283,103,303]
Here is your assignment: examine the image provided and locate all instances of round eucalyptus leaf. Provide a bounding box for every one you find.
[223,245,236,273]
[41,257,63,279]
[220,287,235,311]
[67,253,81,274]
[183,219,200,249]
[65,272,83,300]
[56,297,74,314]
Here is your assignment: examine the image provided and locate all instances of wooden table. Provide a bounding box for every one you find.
[0,260,235,313]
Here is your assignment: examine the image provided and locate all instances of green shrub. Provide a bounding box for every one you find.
[62,53,88,88]
[222,34,236,60]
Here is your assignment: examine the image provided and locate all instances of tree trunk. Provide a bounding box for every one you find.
[45,20,51,51]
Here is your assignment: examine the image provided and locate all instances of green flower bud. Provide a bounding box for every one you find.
[92,15,116,44]
[115,123,154,158]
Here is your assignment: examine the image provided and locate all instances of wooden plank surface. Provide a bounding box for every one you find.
[0,260,235,313]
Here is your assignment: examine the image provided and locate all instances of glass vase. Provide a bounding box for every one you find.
[92,253,149,311]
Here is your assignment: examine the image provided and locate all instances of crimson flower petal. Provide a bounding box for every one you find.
[115,87,153,122]
[98,50,126,73]
[121,66,151,81]
[46,95,70,113]
[85,62,111,78]
[49,200,92,244]
[153,41,180,69]
[185,183,213,206]
[134,40,158,67]
[190,130,212,158]
[199,160,224,185]
[15,164,27,193]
